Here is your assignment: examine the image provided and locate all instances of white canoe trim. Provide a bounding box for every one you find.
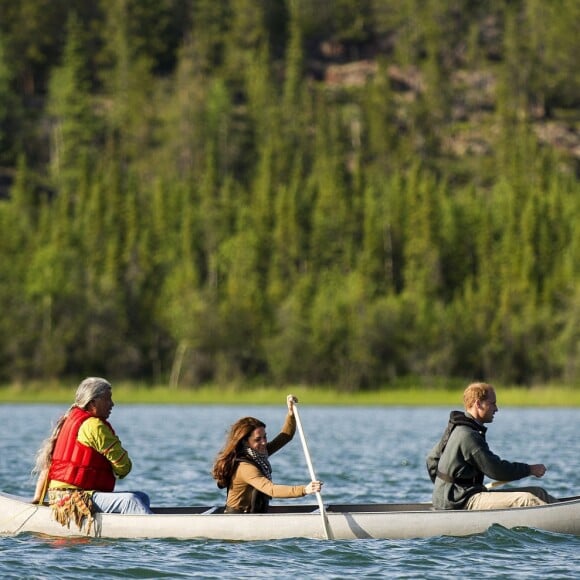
[1,491,579,541]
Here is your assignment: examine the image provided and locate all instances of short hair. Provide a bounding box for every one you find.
[75,377,112,409]
[463,382,494,409]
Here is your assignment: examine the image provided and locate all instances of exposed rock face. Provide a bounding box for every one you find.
[319,59,579,163]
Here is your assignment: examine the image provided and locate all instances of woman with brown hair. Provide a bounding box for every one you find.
[212,395,322,513]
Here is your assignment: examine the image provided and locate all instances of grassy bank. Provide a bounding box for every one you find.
[0,383,579,407]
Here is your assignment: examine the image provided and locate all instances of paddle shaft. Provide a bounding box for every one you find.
[486,480,508,489]
[486,474,538,490]
[293,404,332,540]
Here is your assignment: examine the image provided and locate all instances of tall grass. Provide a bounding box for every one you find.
[1,383,579,407]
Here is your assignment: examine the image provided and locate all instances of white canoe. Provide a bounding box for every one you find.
[1,491,579,540]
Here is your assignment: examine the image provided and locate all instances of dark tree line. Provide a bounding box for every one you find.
[0,0,578,388]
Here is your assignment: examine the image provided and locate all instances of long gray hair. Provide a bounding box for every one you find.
[33,377,112,475]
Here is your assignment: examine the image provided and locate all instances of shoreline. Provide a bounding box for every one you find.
[1,384,579,407]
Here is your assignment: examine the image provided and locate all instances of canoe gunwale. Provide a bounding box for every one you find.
[2,491,579,540]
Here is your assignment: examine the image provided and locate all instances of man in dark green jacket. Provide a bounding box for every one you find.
[426,382,557,510]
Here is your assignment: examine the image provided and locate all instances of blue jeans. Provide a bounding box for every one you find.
[92,491,152,514]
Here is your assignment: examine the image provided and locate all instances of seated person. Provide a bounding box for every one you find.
[426,382,557,510]
[32,377,152,530]
[212,395,322,513]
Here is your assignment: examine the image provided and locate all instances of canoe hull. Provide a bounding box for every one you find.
[1,492,579,540]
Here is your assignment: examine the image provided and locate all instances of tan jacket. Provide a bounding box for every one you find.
[226,413,306,512]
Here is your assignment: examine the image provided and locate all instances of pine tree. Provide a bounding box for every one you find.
[309,102,350,273]
[267,154,304,303]
[0,36,17,163]
[46,12,100,194]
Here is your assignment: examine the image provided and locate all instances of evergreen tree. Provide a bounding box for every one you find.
[401,165,442,300]
[223,0,267,86]
[46,12,100,194]
[98,0,158,168]
[309,102,351,273]
[0,36,17,163]
[267,155,304,304]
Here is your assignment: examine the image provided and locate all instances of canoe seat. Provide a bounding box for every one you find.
[151,506,223,515]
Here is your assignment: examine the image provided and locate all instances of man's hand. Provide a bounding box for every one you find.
[529,464,547,478]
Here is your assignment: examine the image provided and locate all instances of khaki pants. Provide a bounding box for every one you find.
[465,486,558,510]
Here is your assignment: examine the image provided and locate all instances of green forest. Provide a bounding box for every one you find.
[0,0,578,390]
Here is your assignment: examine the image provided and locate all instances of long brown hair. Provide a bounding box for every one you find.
[212,417,266,489]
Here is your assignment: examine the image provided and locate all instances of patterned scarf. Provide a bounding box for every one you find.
[243,445,272,480]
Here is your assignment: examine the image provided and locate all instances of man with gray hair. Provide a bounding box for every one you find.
[33,377,152,530]
[426,382,557,510]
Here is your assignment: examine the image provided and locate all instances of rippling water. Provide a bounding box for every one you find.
[1,404,579,578]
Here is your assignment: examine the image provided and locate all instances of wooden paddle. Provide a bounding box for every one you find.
[292,400,333,540]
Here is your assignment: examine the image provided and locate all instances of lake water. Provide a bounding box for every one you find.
[1,404,579,579]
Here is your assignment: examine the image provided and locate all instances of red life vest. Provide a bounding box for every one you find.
[48,407,116,491]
